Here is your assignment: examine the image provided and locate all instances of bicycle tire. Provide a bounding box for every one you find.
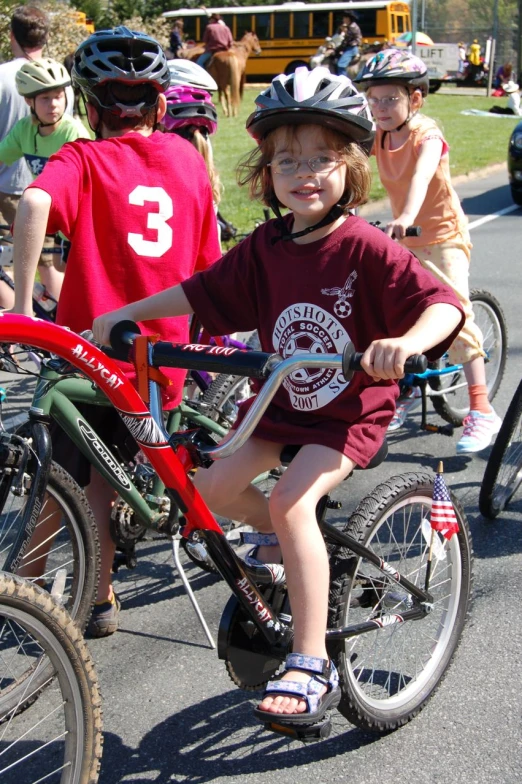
[479,380,522,519]
[0,573,103,783]
[430,289,508,426]
[199,373,253,428]
[0,459,100,629]
[328,472,473,732]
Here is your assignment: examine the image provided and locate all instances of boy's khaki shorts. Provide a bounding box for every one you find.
[0,191,62,269]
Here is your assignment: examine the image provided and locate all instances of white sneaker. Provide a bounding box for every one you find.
[456,409,502,454]
[388,387,422,432]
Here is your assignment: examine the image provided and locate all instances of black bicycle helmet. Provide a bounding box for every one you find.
[72,26,170,102]
[356,49,429,96]
[246,66,375,154]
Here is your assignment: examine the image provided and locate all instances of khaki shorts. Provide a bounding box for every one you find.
[0,191,63,269]
[409,234,485,365]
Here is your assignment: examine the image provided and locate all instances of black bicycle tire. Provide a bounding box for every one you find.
[0,573,103,783]
[199,373,251,427]
[430,289,508,426]
[2,460,100,630]
[479,380,522,519]
[327,472,473,732]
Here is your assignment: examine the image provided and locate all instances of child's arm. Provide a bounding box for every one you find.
[360,302,461,381]
[386,138,444,239]
[92,286,194,346]
[13,188,52,316]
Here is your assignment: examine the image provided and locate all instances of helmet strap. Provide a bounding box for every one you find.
[269,195,346,244]
[30,105,64,129]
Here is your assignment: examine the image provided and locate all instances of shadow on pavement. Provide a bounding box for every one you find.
[99,689,381,783]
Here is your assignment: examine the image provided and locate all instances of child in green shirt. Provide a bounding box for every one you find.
[0,58,89,305]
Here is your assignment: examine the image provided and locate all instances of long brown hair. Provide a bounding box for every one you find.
[237,124,371,210]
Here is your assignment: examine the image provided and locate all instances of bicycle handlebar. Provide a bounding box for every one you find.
[106,321,427,460]
[370,221,422,239]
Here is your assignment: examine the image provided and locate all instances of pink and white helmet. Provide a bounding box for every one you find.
[246,66,375,153]
[162,84,218,135]
[356,49,429,96]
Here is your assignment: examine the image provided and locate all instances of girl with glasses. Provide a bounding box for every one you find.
[93,66,464,736]
[357,49,502,452]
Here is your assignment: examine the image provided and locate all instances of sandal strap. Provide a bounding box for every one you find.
[286,653,331,678]
[263,661,339,715]
[242,532,279,546]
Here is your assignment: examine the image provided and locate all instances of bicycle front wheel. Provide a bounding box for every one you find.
[479,380,522,518]
[0,460,99,628]
[328,472,473,732]
[430,289,508,426]
[0,573,103,783]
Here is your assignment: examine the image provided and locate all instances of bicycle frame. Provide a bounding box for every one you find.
[0,314,434,649]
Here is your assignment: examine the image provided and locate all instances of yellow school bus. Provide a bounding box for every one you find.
[72,10,95,35]
[163,1,411,79]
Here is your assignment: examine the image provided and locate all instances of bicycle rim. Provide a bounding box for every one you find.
[0,576,102,783]
[332,476,473,730]
[0,463,99,625]
[430,291,507,424]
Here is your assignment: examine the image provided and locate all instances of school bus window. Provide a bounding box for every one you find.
[357,10,378,36]
[312,11,329,39]
[396,15,405,33]
[236,14,252,38]
[294,11,309,38]
[274,12,290,39]
[255,12,271,40]
[183,16,196,39]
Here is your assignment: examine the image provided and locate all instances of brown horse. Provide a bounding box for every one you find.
[186,32,261,117]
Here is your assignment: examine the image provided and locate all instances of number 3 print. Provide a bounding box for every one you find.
[127,185,173,258]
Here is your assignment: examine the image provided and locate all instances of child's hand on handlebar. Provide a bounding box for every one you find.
[361,337,423,381]
[385,215,415,240]
[93,307,134,347]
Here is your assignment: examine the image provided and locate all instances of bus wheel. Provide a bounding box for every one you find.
[429,80,442,93]
[284,60,310,75]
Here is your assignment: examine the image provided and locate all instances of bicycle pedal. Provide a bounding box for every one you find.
[262,714,332,742]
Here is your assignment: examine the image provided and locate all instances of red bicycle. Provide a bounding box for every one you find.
[0,314,473,746]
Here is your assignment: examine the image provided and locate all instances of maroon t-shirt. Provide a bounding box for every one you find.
[182,215,464,466]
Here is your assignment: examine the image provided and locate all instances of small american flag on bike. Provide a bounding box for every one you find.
[430,468,460,540]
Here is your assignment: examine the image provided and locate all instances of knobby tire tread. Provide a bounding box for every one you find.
[327,471,474,733]
[0,573,103,783]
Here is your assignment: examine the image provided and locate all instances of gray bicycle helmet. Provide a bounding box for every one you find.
[246,67,375,154]
[356,49,429,96]
[72,26,170,102]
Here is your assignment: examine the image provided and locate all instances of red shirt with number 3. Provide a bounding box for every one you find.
[28,131,220,405]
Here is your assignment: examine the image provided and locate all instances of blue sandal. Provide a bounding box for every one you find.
[242,531,286,586]
[253,653,341,727]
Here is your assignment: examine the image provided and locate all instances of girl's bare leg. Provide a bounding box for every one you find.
[85,469,118,602]
[259,444,355,716]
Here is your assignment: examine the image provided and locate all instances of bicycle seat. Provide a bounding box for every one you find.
[279,440,388,469]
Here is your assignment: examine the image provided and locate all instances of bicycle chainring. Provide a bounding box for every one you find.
[219,595,286,691]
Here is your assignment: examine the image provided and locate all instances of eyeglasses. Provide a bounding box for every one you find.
[367,95,402,108]
[269,153,343,176]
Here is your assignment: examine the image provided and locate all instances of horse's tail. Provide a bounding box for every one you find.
[229,53,241,116]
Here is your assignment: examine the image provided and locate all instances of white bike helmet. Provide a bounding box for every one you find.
[16,58,70,98]
[168,59,218,93]
[247,66,375,154]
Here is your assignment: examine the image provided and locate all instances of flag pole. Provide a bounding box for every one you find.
[425,460,443,590]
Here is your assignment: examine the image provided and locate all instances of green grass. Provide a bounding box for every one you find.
[213,88,517,233]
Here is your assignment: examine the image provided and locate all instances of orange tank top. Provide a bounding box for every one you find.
[374,116,468,248]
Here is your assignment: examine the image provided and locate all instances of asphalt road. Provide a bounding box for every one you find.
[12,169,522,783]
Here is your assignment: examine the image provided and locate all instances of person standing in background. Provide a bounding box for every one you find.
[0,5,49,238]
[169,20,185,59]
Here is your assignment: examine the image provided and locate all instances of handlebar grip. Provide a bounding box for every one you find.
[109,320,141,359]
[342,342,428,380]
[405,226,422,237]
